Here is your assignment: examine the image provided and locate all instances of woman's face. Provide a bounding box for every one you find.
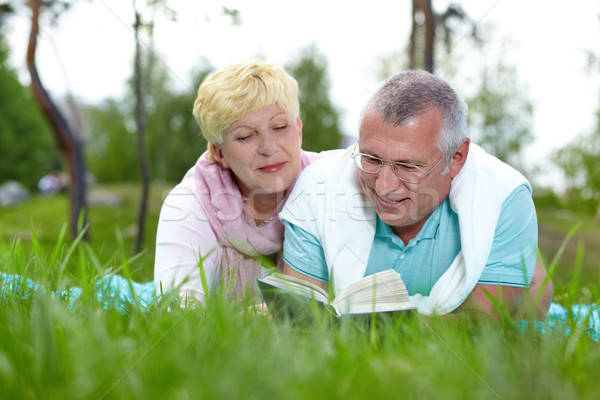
[214,104,303,198]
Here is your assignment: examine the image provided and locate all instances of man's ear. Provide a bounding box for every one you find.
[449,138,470,179]
[212,144,230,169]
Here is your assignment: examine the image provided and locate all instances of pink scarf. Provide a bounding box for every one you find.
[194,150,321,298]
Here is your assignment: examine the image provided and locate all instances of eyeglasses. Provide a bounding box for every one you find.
[350,143,447,184]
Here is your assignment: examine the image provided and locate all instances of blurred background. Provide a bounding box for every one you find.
[0,0,598,295]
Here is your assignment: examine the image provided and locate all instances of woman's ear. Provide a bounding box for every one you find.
[212,144,230,169]
[296,117,303,141]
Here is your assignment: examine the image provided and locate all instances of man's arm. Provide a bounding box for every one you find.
[282,262,327,290]
[457,183,552,320]
[460,260,553,319]
[280,221,330,290]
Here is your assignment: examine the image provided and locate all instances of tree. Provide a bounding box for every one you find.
[0,32,57,188]
[551,18,600,213]
[130,2,235,252]
[83,64,211,184]
[286,45,343,152]
[83,99,137,182]
[144,65,210,182]
[554,117,600,213]
[132,0,160,253]
[409,0,435,72]
[379,1,478,81]
[400,10,535,174]
[26,0,88,239]
[408,1,477,73]
[467,61,534,171]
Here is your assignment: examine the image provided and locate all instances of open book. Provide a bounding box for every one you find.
[257,269,414,317]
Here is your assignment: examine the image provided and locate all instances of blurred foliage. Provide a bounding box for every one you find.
[83,99,136,182]
[0,34,58,189]
[286,44,343,152]
[379,21,534,175]
[552,44,600,214]
[85,45,343,184]
[554,128,600,214]
[378,2,479,78]
[84,59,210,183]
[143,65,210,182]
[467,60,534,172]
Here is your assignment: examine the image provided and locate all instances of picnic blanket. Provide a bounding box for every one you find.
[1,272,598,341]
[0,272,155,311]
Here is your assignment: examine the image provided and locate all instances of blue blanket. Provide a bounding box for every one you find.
[1,272,598,340]
[0,272,155,311]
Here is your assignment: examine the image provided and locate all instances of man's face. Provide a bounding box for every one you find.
[357,106,455,242]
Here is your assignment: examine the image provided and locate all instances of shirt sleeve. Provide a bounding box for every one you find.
[478,184,538,287]
[153,178,222,304]
[282,221,329,282]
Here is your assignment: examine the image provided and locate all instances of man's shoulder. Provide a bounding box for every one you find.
[462,143,530,189]
[497,184,535,224]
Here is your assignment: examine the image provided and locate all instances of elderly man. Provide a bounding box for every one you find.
[279,70,552,318]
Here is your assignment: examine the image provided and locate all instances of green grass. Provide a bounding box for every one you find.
[536,207,600,301]
[0,234,598,399]
[0,185,599,398]
[0,183,173,282]
[1,184,597,291]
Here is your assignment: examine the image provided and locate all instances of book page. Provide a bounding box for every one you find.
[331,270,412,315]
[260,273,330,304]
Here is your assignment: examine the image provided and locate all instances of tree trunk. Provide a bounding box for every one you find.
[410,0,435,72]
[134,11,151,253]
[409,0,418,69]
[423,0,435,73]
[26,0,88,239]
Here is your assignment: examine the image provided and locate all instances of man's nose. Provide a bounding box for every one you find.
[374,163,400,193]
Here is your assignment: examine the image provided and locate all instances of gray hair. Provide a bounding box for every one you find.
[362,70,467,173]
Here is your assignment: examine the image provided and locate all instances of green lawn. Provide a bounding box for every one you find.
[1,183,598,292]
[0,183,173,282]
[0,185,599,398]
[1,286,596,399]
[536,207,600,302]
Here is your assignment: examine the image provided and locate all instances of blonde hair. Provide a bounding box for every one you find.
[193,60,300,160]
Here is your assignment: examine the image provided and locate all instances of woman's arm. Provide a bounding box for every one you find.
[154,179,221,305]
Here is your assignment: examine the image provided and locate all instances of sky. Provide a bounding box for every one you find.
[4,0,600,188]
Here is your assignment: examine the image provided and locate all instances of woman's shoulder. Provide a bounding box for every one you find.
[163,170,198,198]
[160,172,210,222]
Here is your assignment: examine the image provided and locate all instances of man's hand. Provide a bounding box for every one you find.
[459,260,553,320]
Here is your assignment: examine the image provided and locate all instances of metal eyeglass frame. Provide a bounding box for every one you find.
[350,142,447,184]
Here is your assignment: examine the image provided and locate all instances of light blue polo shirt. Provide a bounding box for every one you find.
[282,184,537,296]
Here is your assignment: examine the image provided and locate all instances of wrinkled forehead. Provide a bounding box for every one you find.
[359,105,441,136]
[358,106,443,159]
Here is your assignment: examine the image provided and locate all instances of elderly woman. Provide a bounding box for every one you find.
[154,60,323,304]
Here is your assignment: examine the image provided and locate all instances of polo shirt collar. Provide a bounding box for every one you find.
[374,198,450,245]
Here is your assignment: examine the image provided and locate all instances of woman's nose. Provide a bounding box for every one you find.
[257,134,277,156]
